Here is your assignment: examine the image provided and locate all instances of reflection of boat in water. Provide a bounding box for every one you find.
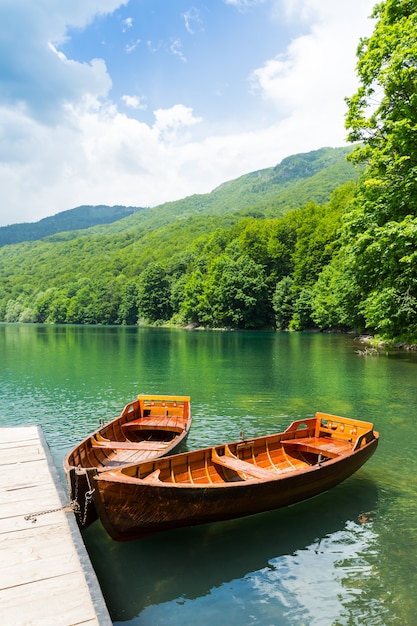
[63,394,191,528]
[84,476,379,621]
[92,412,378,541]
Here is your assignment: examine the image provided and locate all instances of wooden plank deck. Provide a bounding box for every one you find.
[0,426,112,626]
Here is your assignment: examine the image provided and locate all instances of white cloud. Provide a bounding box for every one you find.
[183,8,204,34]
[0,0,376,226]
[225,0,266,10]
[170,39,187,63]
[125,39,141,54]
[153,105,202,141]
[121,94,147,110]
[0,0,118,124]
[122,17,133,31]
[251,0,375,145]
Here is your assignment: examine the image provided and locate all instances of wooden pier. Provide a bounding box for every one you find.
[0,426,112,625]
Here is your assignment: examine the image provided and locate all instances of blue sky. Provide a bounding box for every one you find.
[0,0,376,226]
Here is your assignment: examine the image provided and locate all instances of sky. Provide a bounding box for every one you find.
[0,0,376,227]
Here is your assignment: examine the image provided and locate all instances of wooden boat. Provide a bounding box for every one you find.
[63,394,191,528]
[89,412,379,541]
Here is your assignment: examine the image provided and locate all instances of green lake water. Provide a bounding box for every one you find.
[1,324,417,625]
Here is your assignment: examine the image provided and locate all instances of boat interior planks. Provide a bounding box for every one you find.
[63,394,192,529]
[87,412,379,540]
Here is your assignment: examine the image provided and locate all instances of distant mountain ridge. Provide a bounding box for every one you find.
[0,205,143,247]
[0,146,358,248]
[0,145,361,329]
[80,145,359,238]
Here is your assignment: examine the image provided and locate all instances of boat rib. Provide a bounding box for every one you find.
[75,411,379,541]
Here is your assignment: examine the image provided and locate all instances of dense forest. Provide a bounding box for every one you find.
[1,0,417,342]
[0,147,359,331]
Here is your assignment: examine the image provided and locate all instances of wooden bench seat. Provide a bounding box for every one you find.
[102,449,159,467]
[282,437,350,458]
[212,449,276,480]
[90,438,168,451]
[122,417,186,433]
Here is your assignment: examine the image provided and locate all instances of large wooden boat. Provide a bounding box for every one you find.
[89,412,379,541]
[63,394,191,528]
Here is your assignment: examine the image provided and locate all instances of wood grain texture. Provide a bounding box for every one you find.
[0,426,111,626]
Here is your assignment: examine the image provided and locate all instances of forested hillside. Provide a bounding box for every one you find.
[2,0,417,344]
[69,145,357,237]
[0,146,358,330]
[0,205,143,247]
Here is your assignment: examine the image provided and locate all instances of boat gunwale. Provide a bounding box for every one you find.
[95,414,379,488]
[63,393,192,472]
[96,443,376,488]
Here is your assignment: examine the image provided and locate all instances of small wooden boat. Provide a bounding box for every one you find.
[63,394,191,528]
[90,412,379,541]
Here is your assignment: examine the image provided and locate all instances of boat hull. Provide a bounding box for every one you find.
[94,434,378,541]
[63,394,192,529]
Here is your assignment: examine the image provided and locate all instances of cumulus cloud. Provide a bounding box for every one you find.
[153,105,202,143]
[250,0,375,145]
[0,0,376,226]
[0,0,119,125]
[121,94,147,110]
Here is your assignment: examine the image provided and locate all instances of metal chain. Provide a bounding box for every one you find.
[70,465,81,521]
[73,465,96,527]
[24,465,95,525]
[24,503,77,523]
[82,489,95,527]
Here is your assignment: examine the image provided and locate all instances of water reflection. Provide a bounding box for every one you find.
[3,324,417,624]
[84,477,378,625]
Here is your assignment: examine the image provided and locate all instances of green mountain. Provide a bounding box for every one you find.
[1,146,357,246]
[81,145,358,237]
[0,146,360,329]
[0,205,143,248]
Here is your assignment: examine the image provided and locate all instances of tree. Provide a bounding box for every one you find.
[323,0,417,337]
[345,0,417,222]
[180,254,270,328]
[48,292,70,323]
[118,281,139,325]
[290,287,314,331]
[272,276,294,330]
[4,298,24,323]
[180,269,208,325]
[137,263,173,322]
[311,253,364,331]
[33,289,55,323]
[203,254,270,328]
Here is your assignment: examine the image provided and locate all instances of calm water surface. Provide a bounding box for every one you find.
[1,324,417,625]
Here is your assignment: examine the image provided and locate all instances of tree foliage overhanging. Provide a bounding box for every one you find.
[1,0,417,341]
[316,0,417,341]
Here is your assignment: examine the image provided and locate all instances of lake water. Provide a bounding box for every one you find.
[1,324,417,625]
